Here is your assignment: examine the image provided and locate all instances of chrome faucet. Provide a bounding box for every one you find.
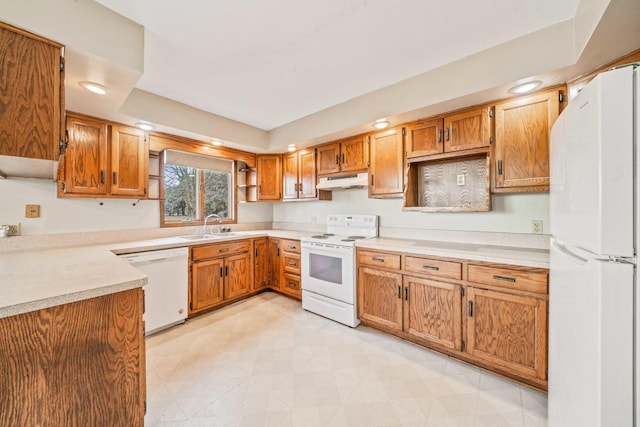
[203,213,222,234]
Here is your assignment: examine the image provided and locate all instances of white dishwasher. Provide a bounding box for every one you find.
[119,247,188,336]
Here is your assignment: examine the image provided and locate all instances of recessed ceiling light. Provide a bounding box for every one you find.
[78,81,107,95]
[135,122,154,131]
[373,119,390,129]
[287,144,296,152]
[509,80,542,95]
[211,140,222,146]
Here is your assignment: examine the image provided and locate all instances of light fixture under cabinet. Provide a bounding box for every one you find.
[78,81,107,95]
[508,80,542,94]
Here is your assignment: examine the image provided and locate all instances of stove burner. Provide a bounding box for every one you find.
[341,238,356,242]
[311,235,329,239]
[322,233,335,236]
[348,235,366,240]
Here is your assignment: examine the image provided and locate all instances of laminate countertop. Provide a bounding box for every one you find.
[0,230,309,319]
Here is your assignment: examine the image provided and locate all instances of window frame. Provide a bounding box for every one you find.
[160,153,237,228]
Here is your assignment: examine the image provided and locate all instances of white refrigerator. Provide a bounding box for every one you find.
[549,64,638,426]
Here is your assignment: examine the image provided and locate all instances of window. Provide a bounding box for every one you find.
[162,150,234,226]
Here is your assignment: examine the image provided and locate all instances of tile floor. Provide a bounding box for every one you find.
[145,292,547,427]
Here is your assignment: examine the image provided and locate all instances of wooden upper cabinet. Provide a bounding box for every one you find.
[443,106,492,153]
[494,88,562,192]
[61,114,148,198]
[369,127,404,198]
[111,125,148,197]
[256,154,282,201]
[63,115,108,195]
[283,149,321,200]
[405,118,444,158]
[0,22,64,160]
[317,136,368,176]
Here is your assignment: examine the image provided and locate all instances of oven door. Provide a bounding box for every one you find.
[301,241,355,304]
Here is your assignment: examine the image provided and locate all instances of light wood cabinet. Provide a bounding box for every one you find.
[189,240,251,315]
[317,135,368,176]
[283,149,323,200]
[357,248,549,389]
[369,127,404,198]
[493,87,563,192]
[268,238,281,290]
[0,289,145,426]
[256,154,282,201]
[405,118,444,158]
[279,239,302,299]
[60,113,149,198]
[253,238,269,290]
[0,22,64,161]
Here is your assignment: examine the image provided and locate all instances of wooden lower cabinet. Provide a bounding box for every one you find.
[253,238,269,290]
[189,240,251,315]
[357,248,549,389]
[268,238,281,290]
[0,289,145,426]
[358,266,403,332]
[278,239,302,299]
[404,275,462,351]
[466,287,547,382]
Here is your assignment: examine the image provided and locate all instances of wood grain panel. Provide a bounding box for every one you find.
[224,253,251,300]
[0,23,63,160]
[192,240,250,261]
[111,125,148,197]
[280,239,301,254]
[403,275,462,350]
[253,238,269,290]
[64,114,108,194]
[340,135,368,173]
[357,250,401,270]
[298,150,317,199]
[467,264,548,294]
[282,152,298,200]
[257,154,282,201]
[0,289,145,426]
[404,256,462,280]
[406,118,444,158]
[444,107,491,153]
[268,238,281,290]
[283,252,301,275]
[317,142,341,175]
[191,258,224,312]
[281,273,302,299]
[466,287,547,380]
[357,267,403,332]
[369,127,404,197]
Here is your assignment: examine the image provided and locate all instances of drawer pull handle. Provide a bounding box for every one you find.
[397,285,401,298]
[404,286,408,301]
[468,301,473,317]
[288,245,296,249]
[219,248,229,253]
[493,275,516,283]
[422,265,439,271]
[372,257,385,262]
[219,267,223,277]
[287,261,297,266]
[287,281,297,289]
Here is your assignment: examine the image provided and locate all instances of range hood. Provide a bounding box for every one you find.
[316,173,368,190]
[0,155,59,180]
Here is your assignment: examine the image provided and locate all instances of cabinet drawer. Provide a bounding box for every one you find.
[467,264,548,294]
[357,250,401,270]
[192,240,250,261]
[280,239,301,254]
[282,273,301,297]
[283,253,301,275]
[404,256,462,280]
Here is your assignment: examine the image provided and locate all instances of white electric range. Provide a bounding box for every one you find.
[300,214,378,327]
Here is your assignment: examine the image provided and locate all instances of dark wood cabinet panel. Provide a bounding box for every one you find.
[0,22,64,161]
[369,127,404,198]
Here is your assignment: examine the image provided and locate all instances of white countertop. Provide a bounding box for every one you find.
[357,237,549,269]
[0,229,309,319]
[0,229,548,319]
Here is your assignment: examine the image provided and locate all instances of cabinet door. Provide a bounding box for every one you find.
[63,115,108,195]
[282,152,298,200]
[191,258,224,313]
[298,150,317,199]
[253,238,269,290]
[268,239,281,290]
[0,23,63,160]
[340,136,369,173]
[494,89,560,191]
[111,125,148,197]
[403,275,462,351]
[369,128,404,197]
[357,267,403,332]
[317,143,341,175]
[466,287,547,381]
[224,253,251,300]
[257,155,282,201]
[443,107,491,152]
[406,118,444,158]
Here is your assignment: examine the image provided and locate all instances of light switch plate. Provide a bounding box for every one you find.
[25,204,40,218]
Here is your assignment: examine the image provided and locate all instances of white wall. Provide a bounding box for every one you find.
[273,188,549,235]
[0,178,273,235]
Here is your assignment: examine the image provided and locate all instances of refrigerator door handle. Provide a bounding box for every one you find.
[551,237,589,264]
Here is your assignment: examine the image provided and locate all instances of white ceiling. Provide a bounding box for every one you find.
[95,0,580,131]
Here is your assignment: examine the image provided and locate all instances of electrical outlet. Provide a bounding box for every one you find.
[456,174,466,186]
[532,220,543,234]
[310,216,317,223]
[6,224,21,236]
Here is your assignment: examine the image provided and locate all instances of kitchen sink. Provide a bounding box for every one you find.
[176,232,240,241]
